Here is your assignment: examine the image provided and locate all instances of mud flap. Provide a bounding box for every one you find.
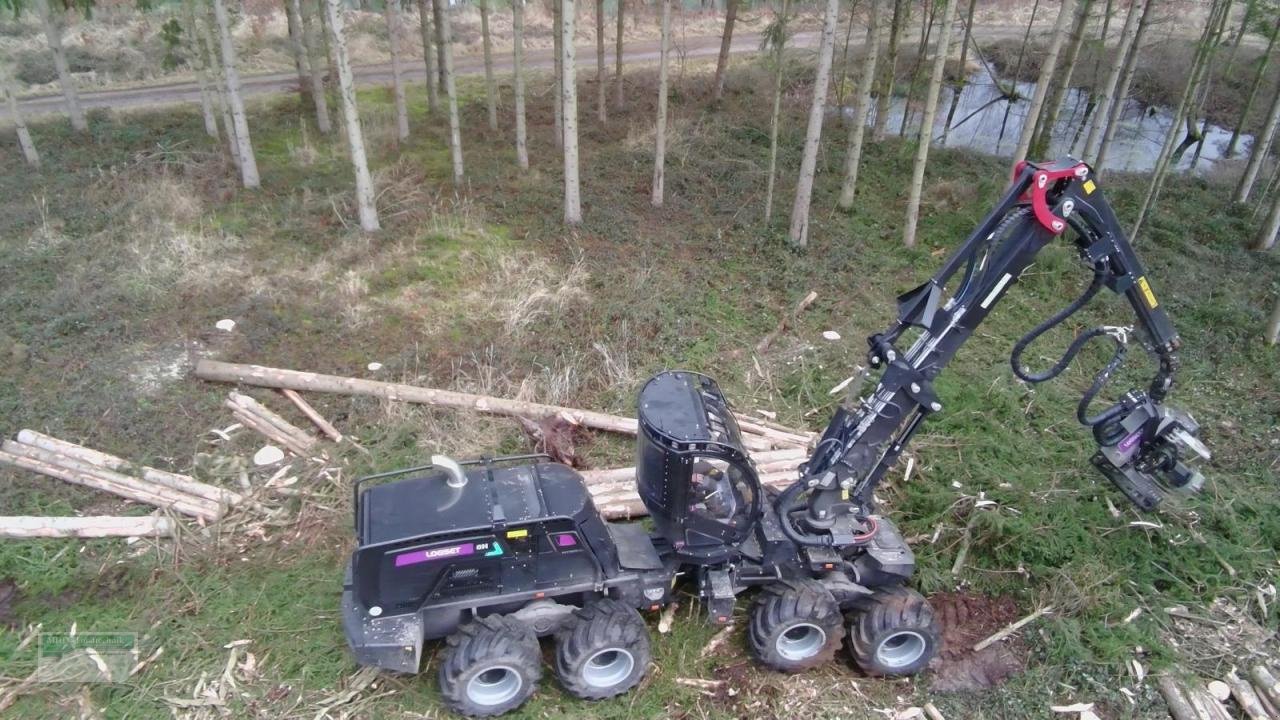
[341,585,424,674]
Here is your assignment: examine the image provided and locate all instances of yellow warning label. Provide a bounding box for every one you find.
[841,489,849,501]
[506,529,529,539]
[1137,276,1159,309]
[1083,179,1096,195]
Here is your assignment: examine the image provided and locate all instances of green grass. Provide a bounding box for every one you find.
[0,59,1278,719]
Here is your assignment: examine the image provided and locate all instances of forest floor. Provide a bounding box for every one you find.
[0,53,1278,719]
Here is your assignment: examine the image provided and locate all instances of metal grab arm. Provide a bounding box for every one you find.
[778,159,1209,545]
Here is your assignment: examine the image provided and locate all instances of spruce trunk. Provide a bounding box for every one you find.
[615,0,625,110]
[652,0,672,207]
[1226,14,1279,158]
[554,0,564,148]
[1096,0,1157,170]
[873,0,905,140]
[563,0,583,223]
[284,0,313,103]
[902,0,959,247]
[514,0,529,169]
[1253,189,1280,251]
[787,0,841,248]
[184,0,221,139]
[34,0,86,132]
[596,0,608,122]
[838,0,882,209]
[438,0,465,184]
[712,0,740,102]
[385,0,411,140]
[763,0,790,223]
[326,0,381,231]
[1031,0,1092,159]
[1082,0,1142,161]
[1237,81,1280,203]
[416,0,439,112]
[1013,0,1078,165]
[212,0,262,188]
[299,0,332,133]
[3,81,39,168]
[481,0,498,130]
[1131,0,1230,242]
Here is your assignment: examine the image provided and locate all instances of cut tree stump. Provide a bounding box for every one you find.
[0,516,174,538]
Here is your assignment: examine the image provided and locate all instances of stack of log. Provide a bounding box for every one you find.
[194,361,816,454]
[0,430,243,537]
[224,391,321,458]
[194,359,819,521]
[1158,664,1280,720]
[582,446,809,520]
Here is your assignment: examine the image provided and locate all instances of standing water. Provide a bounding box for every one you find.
[857,71,1253,174]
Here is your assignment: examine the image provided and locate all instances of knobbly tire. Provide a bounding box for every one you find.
[554,598,651,700]
[848,586,941,676]
[748,579,844,672]
[439,615,542,717]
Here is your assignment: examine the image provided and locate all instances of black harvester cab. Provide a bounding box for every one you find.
[341,456,671,673]
[636,371,762,565]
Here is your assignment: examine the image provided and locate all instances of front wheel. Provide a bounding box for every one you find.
[847,586,940,676]
[748,579,844,672]
[439,615,542,717]
[554,598,651,700]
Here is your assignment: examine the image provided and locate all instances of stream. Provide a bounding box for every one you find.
[853,71,1254,174]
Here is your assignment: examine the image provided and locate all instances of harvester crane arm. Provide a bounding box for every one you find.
[777,159,1210,548]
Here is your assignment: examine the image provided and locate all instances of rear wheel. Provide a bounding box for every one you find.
[848,586,940,676]
[439,615,542,717]
[554,598,651,700]
[748,579,843,672]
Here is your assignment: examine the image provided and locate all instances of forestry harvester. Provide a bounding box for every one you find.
[341,159,1211,716]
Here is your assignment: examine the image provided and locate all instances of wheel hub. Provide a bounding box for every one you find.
[875,630,927,669]
[466,665,522,706]
[581,648,636,689]
[775,623,826,661]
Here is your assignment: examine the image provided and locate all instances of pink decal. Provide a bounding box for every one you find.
[395,542,476,567]
[1119,431,1143,453]
[554,533,578,548]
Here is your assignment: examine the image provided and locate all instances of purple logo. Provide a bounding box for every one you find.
[1119,431,1143,453]
[394,542,476,567]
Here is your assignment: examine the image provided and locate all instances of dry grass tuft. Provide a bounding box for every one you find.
[487,250,590,334]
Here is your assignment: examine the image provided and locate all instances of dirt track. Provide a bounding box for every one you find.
[7,24,1025,118]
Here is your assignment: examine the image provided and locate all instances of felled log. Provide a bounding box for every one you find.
[1251,666,1280,717]
[14,430,240,506]
[280,389,343,441]
[226,392,318,457]
[578,446,807,487]
[0,444,221,520]
[1157,675,1203,720]
[0,516,174,538]
[1226,670,1272,720]
[194,360,795,452]
[589,470,799,520]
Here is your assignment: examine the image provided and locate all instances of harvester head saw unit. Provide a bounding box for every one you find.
[341,159,1210,717]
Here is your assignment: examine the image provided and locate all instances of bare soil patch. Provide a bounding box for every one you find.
[928,591,1027,692]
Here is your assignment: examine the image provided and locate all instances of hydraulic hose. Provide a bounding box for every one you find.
[774,480,834,547]
[1010,265,1107,383]
[1009,262,1132,428]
